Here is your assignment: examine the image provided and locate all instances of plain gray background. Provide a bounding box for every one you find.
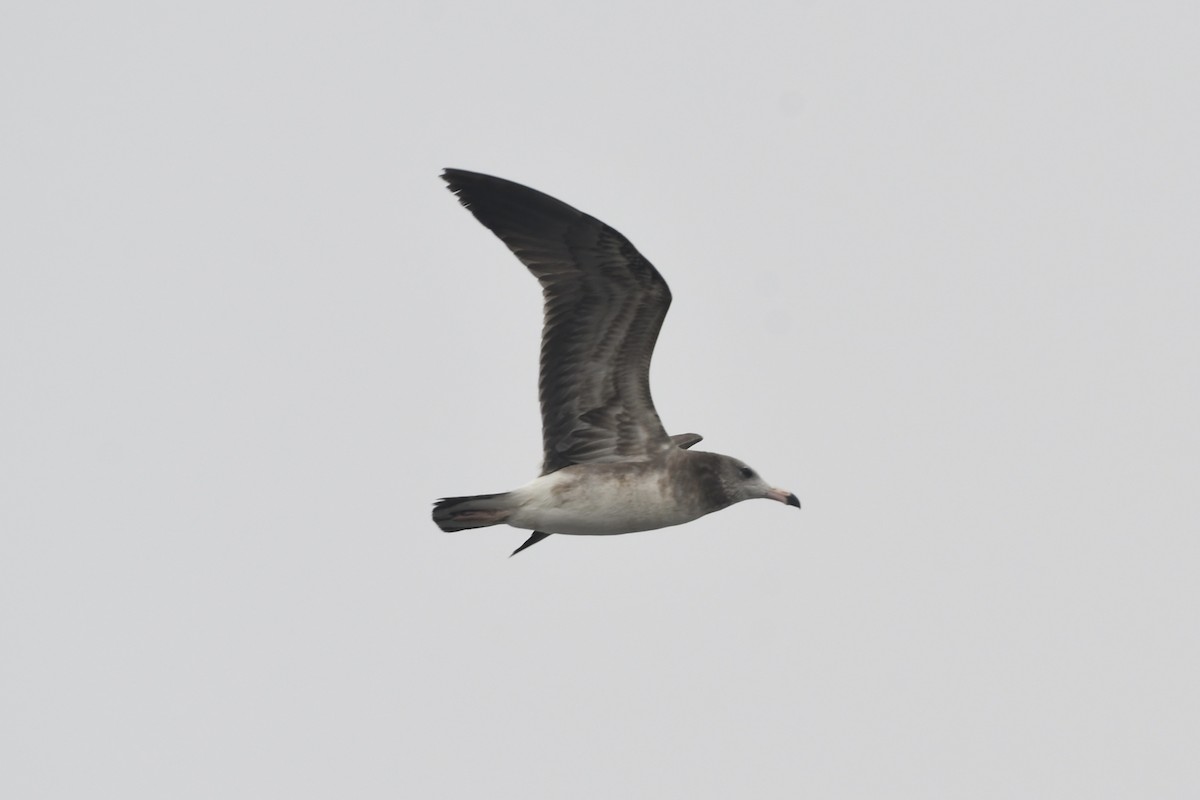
[3,1,1197,797]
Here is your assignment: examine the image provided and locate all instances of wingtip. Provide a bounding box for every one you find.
[509,530,552,557]
[440,168,465,191]
[440,168,490,187]
[440,168,500,208]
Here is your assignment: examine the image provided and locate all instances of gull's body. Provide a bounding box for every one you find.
[432,169,800,556]
[506,461,694,537]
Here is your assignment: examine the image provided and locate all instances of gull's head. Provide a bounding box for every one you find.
[713,455,801,509]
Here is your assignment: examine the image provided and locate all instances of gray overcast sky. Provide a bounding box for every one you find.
[3,1,1198,797]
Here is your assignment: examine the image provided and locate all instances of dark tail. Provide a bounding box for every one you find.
[432,492,514,532]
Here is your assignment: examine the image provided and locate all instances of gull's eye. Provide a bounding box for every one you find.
[739,467,755,479]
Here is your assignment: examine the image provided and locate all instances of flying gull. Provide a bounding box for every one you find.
[433,169,800,556]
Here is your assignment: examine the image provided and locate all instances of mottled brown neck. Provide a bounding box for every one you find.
[669,450,733,515]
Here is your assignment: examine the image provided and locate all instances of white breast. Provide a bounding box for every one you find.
[505,466,702,536]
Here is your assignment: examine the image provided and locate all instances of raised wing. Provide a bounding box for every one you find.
[442,169,674,474]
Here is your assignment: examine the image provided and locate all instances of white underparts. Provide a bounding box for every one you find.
[504,466,702,536]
